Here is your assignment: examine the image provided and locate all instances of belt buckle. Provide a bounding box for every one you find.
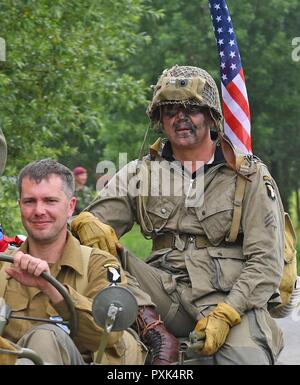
[183,234,196,250]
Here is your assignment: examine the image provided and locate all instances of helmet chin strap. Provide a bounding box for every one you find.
[138,124,151,161]
[139,106,164,161]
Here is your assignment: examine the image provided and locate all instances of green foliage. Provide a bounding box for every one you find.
[120,224,151,260]
[1,0,300,233]
[0,0,156,178]
[0,0,160,231]
[0,176,24,234]
[234,0,300,210]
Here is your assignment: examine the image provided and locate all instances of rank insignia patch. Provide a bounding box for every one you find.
[263,175,272,182]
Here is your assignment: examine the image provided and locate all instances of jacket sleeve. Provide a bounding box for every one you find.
[85,160,140,238]
[225,163,284,315]
[52,249,127,353]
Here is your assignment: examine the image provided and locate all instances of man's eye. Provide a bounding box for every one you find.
[43,198,58,204]
[187,106,200,114]
[164,106,178,116]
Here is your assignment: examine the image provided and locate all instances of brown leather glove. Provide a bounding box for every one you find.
[71,212,120,256]
[193,303,240,356]
[0,336,18,365]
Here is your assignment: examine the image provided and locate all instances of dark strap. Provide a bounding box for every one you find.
[152,233,213,251]
[152,233,243,251]
[226,174,247,243]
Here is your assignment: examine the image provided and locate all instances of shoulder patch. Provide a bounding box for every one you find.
[265,182,276,200]
[104,263,121,284]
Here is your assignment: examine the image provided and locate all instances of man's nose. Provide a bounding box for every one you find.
[176,107,189,120]
[175,106,188,119]
[34,202,46,215]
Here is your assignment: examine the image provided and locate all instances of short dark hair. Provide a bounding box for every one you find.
[18,159,75,198]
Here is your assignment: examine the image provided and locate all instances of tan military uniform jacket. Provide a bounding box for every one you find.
[0,231,126,354]
[87,141,284,317]
[0,128,7,176]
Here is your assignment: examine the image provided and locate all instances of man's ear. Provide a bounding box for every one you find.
[207,109,216,128]
[68,196,77,217]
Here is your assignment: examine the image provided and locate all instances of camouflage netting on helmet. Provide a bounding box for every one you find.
[147,65,223,129]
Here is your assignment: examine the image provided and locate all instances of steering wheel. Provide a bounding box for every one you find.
[0,253,78,339]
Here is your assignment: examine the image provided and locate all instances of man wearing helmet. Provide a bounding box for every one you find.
[72,65,284,365]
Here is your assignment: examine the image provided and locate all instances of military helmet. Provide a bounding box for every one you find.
[147,65,223,127]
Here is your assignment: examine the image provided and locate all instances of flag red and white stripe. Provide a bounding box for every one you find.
[209,0,252,154]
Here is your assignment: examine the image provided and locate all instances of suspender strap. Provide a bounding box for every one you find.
[226,174,247,243]
[137,160,154,237]
[0,262,9,298]
[76,245,92,295]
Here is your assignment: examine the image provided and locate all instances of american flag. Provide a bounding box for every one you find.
[208,0,252,154]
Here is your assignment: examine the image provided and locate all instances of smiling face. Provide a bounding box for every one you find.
[161,104,213,150]
[19,174,76,244]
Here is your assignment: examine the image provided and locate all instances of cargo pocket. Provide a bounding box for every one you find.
[145,198,176,232]
[196,205,234,245]
[100,329,148,365]
[208,247,245,292]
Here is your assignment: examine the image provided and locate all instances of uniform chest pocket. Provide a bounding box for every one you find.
[208,247,245,292]
[145,198,177,232]
[196,205,234,245]
[5,287,28,312]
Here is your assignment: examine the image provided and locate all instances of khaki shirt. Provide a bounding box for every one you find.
[0,128,7,176]
[87,141,284,317]
[1,232,126,354]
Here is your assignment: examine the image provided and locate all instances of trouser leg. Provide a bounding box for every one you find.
[120,249,189,364]
[214,308,284,365]
[101,329,148,365]
[121,248,194,337]
[16,324,85,365]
